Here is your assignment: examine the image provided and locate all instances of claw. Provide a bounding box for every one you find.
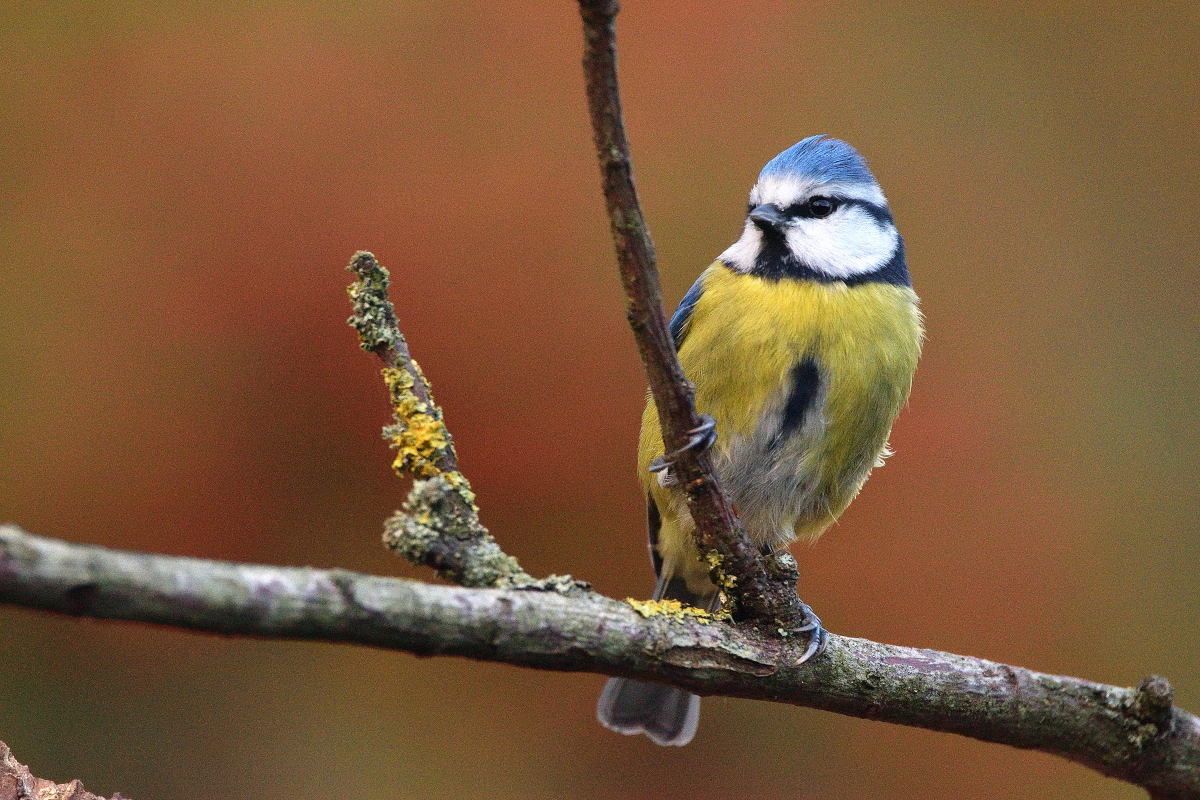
[796,627,826,665]
[648,414,718,477]
[683,414,717,452]
[794,604,822,633]
[794,602,827,665]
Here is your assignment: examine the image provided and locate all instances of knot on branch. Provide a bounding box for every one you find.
[763,549,800,587]
[1128,675,1176,744]
[384,475,525,588]
[384,477,588,594]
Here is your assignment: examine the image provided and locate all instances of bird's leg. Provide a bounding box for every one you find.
[648,414,717,482]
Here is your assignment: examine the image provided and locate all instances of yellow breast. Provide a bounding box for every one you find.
[640,262,922,540]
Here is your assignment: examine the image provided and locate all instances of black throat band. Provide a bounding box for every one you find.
[749,228,911,287]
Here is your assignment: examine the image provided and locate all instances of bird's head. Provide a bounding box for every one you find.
[719,136,908,285]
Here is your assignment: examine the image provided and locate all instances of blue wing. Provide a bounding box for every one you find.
[647,276,705,585]
[668,275,705,350]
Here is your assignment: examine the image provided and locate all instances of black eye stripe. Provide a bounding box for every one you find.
[780,196,838,219]
[769,197,893,224]
[850,200,894,226]
[744,197,895,226]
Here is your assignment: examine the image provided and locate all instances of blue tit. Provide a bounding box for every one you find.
[598,135,923,746]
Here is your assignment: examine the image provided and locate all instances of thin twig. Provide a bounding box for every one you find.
[2,524,1196,799]
[576,0,808,627]
[346,253,585,592]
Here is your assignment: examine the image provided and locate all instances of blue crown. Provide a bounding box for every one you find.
[758,135,877,186]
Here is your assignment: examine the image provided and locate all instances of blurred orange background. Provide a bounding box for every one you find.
[2,2,1198,798]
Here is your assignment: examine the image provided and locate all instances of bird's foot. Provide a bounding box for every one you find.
[648,415,717,483]
[793,600,828,665]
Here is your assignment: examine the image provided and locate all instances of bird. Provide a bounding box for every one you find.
[597,135,923,746]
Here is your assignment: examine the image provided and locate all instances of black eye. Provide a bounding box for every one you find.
[808,196,836,218]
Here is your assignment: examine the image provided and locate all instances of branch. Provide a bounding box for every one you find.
[2,739,125,800]
[576,0,806,627]
[346,251,569,590]
[346,250,459,476]
[345,252,588,593]
[2,524,1197,799]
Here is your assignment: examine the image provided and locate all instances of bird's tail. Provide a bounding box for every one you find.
[596,676,700,746]
[596,570,715,746]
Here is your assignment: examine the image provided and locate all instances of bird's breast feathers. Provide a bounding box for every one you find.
[640,262,922,544]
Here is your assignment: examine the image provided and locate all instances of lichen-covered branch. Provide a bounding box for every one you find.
[346,251,544,589]
[576,0,808,629]
[382,476,583,593]
[347,251,457,475]
[1,740,124,800]
[2,525,1197,799]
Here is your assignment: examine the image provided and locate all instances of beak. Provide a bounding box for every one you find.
[748,203,787,232]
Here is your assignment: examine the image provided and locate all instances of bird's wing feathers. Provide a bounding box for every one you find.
[669,275,706,350]
[650,274,706,586]
[647,493,713,606]
[652,278,702,582]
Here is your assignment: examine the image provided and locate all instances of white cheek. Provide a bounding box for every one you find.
[784,210,898,278]
[718,221,762,273]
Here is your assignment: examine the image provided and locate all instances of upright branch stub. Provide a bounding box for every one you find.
[576,0,806,629]
[346,252,531,588]
[347,250,458,477]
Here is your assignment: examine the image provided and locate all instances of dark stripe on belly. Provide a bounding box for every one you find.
[772,358,820,447]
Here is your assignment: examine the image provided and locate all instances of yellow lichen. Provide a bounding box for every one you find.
[382,366,450,478]
[410,358,436,405]
[704,550,737,591]
[626,598,714,624]
[444,470,478,507]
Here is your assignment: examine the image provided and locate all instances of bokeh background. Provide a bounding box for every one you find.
[2,1,1198,797]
